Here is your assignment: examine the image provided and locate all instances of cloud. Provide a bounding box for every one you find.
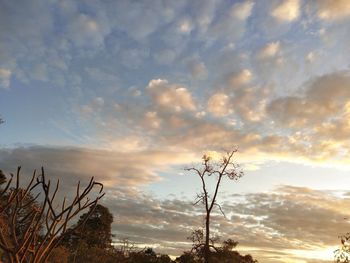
[257,41,281,59]
[0,146,194,190]
[207,93,232,117]
[267,71,350,128]
[188,59,208,79]
[177,18,194,34]
[227,69,253,88]
[305,51,316,63]
[271,0,300,22]
[105,185,349,261]
[66,13,110,48]
[317,0,350,21]
[0,145,347,261]
[146,79,196,112]
[205,0,251,44]
[230,1,255,21]
[109,0,180,41]
[72,68,350,169]
[143,111,162,130]
[261,70,350,164]
[0,68,11,89]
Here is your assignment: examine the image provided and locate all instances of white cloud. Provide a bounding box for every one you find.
[317,0,350,20]
[144,111,162,129]
[230,1,255,21]
[207,93,232,117]
[306,51,316,63]
[257,41,281,59]
[0,68,11,89]
[177,18,194,34]
[146,79,196,112]
[271,0,300,22]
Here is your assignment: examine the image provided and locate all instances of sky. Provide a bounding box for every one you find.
[1,0,350,262]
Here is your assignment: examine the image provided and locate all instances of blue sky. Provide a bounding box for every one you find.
[1,0,350,261]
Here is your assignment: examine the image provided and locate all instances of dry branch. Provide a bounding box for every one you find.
[0,167,104,263]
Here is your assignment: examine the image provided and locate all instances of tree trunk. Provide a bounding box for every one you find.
[204,212,210,263]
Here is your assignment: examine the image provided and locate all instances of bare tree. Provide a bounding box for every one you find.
[185,149,243,263]
[0,167,104,263]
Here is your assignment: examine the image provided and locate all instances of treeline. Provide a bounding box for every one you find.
[0,167,257,263]
[49,205,257,263]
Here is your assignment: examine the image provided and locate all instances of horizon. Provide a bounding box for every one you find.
[1,0,350,262]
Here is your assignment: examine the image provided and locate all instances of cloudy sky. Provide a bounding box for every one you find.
[1,0,350,262]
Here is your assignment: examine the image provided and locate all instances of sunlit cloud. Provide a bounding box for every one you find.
[257,41,281,59]
[207,93,232,117]
[0,68,11,89]
[271,0,300,22]
[317,0,350,21]
[227,69,253,88]
[0,146,196,189]
[146,79,196,112]
[230,1,255,21]
[2,1,350,261]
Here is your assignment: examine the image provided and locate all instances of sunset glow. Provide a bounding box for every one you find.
[1,0,350,262]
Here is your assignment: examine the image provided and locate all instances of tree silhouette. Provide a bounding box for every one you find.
[185,149,243,263]
[0,167,104,263]
[335,233,350,262]
[62,204,113,249]
[62,204,115,262]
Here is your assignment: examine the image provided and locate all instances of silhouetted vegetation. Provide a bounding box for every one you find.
[0,157,258,262]
[335,233,350,262]
[61,204,114,262]
[185,149,243,263]
[0,167,104,262]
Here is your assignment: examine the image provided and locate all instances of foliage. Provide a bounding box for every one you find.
[182,230,257,263]
[335,233,350,262]
[66,240,119,263]
[62,204,113,250]
[47,246,69,263]
[210,238,258,263]
[62,204,117,262]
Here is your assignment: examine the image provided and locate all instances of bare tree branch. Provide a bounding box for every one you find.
[186,149,243,263]
[0,166,105,263]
